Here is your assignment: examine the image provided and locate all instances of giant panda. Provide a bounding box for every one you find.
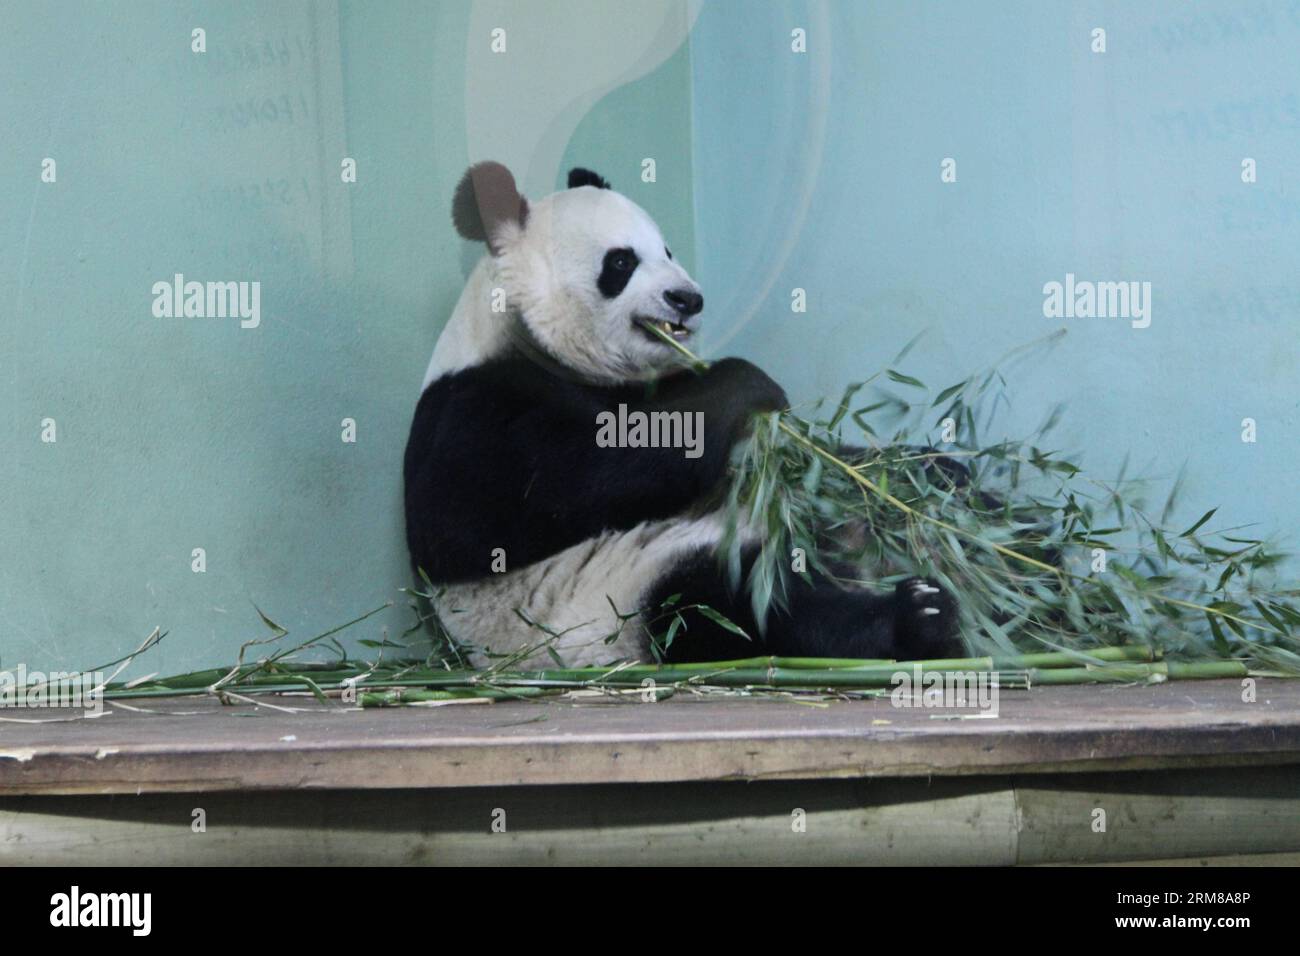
[404,162,960,667]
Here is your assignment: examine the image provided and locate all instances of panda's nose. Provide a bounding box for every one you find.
[663,288,704,317]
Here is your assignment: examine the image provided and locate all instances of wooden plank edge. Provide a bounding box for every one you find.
[3,726,1300,795]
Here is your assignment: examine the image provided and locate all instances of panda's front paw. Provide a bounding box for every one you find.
[707,358,788,417]
[892,577,962,659]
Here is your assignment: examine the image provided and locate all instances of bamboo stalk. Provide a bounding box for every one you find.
[889,645,1156,671]
[1024,661,1248,685]
[101,647,1163,701]
[92,653,1252,706]
[360,686,562,707]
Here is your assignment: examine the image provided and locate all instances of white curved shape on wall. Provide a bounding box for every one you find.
[464,0,702,195]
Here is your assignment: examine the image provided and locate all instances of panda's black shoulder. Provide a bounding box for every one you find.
[407,357,541,451]
[416,354,542,409]
[404,355,607,479]
[410,354,606,427]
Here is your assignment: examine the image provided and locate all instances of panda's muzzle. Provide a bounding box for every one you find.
[635,288,703,342]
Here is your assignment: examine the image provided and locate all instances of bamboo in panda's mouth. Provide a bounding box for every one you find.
[636,316,692,340]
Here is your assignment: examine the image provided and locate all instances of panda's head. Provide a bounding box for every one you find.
[452,162,703,383]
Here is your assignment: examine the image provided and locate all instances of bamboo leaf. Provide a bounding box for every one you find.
[887,369,926,389]
[932,381,967,406]
[1179,508,1218,538]
[698,605,751,640]
[253,605,288,637]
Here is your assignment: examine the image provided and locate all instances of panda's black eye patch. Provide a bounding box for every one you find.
[598,247,639,298]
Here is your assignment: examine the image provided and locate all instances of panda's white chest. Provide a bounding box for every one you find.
[433,511,742,668]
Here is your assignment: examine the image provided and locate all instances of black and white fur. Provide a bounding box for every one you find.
[404,163,961,667]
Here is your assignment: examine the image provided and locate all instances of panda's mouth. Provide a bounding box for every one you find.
[634,316,694,342]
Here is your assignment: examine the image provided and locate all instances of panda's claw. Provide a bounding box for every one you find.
[893,576,961,658]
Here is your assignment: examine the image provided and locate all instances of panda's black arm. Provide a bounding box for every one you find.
[404,356,786,583]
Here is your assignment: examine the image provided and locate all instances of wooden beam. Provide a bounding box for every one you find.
[2,766,1297,865]
[3,680,1300,795]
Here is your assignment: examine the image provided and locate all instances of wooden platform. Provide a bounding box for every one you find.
[3,679,1299,864]
[3,678,1299,795]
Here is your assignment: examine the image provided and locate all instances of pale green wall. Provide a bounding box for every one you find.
[0,0,696,673]
[9,0,1292,677]
[688,0,1300,567]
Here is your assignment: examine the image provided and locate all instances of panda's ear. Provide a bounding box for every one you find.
[568,167,610,190]
[452,162,529,254]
